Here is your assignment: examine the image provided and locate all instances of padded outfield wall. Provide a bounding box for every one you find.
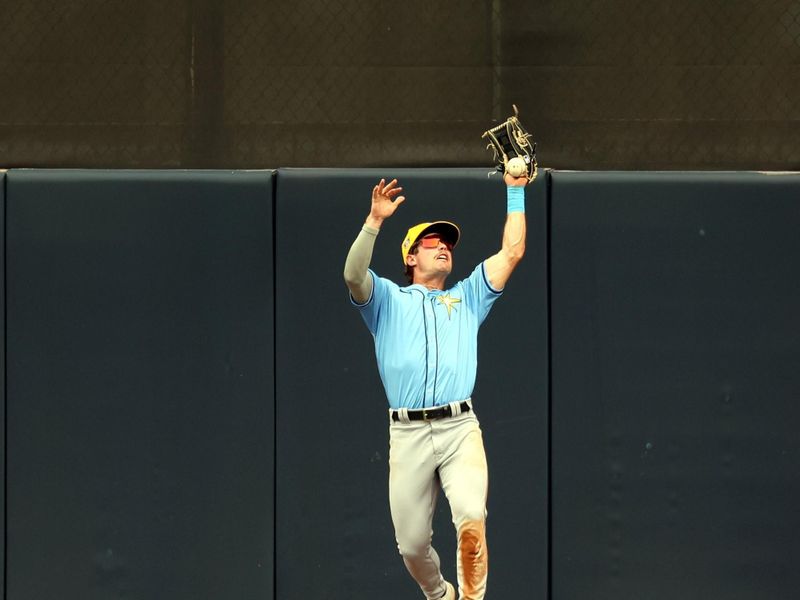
[4,171,275,600]
[0,169,798,600]
[549,172,800,600]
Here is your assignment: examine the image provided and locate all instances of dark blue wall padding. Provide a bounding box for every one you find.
[274,168,549,600]
[550,172,800,600]
[5,170,275,600]
[0,171,5,596]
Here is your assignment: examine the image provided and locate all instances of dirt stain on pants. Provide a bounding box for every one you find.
[457,519,488,600]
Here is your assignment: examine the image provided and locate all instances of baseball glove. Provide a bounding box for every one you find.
[482,104,538,182]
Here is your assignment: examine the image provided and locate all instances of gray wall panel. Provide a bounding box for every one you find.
[550,171,800,600]
[5,167,798,600]
[6,170,274,600]
[0,170,5,596]
[275,168,548,600]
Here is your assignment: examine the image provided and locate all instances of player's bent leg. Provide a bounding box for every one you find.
[437,415,490,600]
[455,519,488,600]
[390,479,449,599]
[389,421,449,599]
[396,537,448,600]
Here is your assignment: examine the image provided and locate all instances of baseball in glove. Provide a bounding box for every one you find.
[482,104,538,183]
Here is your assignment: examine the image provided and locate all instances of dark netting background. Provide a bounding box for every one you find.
[1,0,800,169]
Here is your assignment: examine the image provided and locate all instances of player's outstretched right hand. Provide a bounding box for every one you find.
[369,178,406,224]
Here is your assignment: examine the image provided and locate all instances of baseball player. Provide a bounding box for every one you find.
[343,173,527,600]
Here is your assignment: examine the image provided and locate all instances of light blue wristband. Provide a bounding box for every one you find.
[507,185,525,213]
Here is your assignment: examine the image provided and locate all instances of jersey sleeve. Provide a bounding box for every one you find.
[350,268,391,335]
[461,261,503,324]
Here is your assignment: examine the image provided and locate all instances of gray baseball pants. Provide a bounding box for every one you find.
[388,399,489,600]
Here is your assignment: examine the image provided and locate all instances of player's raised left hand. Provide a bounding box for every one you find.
[504,173,528,187]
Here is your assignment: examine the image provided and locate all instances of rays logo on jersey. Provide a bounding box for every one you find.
[437,293,461,319]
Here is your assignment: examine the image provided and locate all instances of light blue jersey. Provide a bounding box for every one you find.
[352,262,502,409]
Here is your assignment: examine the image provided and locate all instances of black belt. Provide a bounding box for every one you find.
[391,401,471,422]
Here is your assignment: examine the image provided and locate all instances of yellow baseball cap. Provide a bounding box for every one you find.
[401,221,461,264]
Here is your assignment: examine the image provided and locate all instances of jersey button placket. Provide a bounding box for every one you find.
[424,294,438,406]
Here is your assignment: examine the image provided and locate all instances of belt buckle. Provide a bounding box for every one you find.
[422,408,431,421]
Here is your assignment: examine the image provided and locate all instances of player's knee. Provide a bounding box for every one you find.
[396,533,433,559]
[452,504,487,528]
[457,519,488,555]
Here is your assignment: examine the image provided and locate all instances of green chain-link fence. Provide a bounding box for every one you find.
[1,0,799,169]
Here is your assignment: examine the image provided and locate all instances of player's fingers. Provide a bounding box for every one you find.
[394,196,406,206]
[383,178,398,192]
[504,173,527,186]
[387,186,403,197]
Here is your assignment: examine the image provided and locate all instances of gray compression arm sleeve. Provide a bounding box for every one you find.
[343,224,379,303]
